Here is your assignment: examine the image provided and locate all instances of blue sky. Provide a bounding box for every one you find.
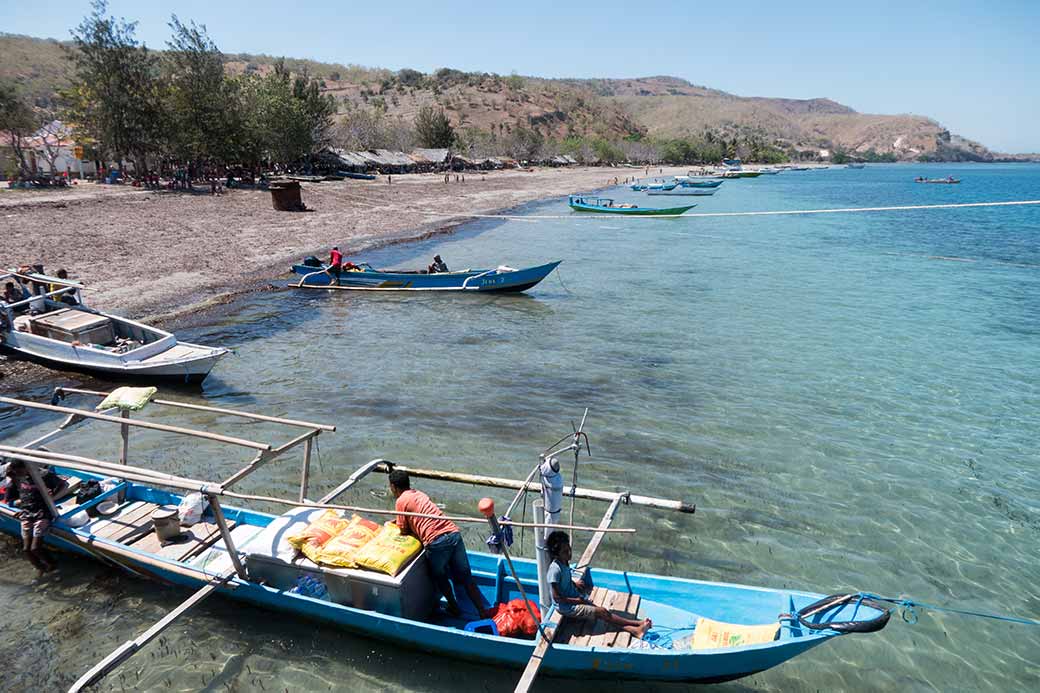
[4,0,1038,151]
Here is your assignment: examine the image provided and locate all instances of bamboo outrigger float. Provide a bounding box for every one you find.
[0,388,891,692]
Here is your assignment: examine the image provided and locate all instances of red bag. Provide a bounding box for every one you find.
[490,599,542,638]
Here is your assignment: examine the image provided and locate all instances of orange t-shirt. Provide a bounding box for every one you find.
[395,489,458,545]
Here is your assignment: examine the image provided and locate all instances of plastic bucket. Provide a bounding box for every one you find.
[152,506,181,541]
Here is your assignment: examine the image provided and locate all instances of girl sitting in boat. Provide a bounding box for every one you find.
[546,530,651,638]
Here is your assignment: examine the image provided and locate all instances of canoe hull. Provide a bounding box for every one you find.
[568,199,696,215]
[0,341,225,384]
[293,261,561,292]
[0,473,888,684]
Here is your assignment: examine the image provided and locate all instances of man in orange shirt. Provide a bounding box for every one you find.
[390,469,488,618]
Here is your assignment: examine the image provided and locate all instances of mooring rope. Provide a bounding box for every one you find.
[858,592,1040,627]
[413,199,1040,221]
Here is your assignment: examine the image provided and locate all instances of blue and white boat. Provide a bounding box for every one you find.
[291,260,561,292]
[0,390,893,690]
[675,178,724,188]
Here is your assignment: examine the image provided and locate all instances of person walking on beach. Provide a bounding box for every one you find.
[329,246,343,285]
[389,469,489,618]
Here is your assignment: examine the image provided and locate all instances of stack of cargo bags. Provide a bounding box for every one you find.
[285,510,422,576]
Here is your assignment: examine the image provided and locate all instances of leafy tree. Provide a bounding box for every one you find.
[414,105,455,148]
[65,0,165,168]
[0,80,37,174]
[397,69,424,88]
[164,15,240,164]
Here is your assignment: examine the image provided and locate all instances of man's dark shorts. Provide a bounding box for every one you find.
[425,531,472,583]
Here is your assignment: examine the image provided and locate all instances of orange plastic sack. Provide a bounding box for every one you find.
[353,522,422,576]
[286,509,351,563]
[490,599,542,638]
[316,514,381,568]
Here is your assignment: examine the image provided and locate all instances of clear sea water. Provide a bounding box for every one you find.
[2,163,1039,692]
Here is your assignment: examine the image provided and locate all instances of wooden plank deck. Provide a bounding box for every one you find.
[88,501,161,543]
[128,520,231,562]
[553,587,642,649]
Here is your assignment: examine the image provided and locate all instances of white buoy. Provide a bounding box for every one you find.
[539,456,563,538]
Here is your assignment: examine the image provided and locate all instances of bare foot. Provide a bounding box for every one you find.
[634,618,652,639]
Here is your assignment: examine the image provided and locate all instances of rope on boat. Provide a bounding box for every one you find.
[414,199,1040,221]
[858,593,1040,628]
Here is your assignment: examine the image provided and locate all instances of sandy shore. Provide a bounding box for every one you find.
[2,166,688,317]
[0,166,686,389]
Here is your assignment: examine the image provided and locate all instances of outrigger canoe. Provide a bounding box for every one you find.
[568,195,696,216]
[0,389,893,689]
[676,178,723,188]
[647,187,717,196]
[292,260,561,292]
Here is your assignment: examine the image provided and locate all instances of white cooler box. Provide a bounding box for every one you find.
[239,507,437,620]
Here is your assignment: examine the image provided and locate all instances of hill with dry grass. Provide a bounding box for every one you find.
[1,33,998,161]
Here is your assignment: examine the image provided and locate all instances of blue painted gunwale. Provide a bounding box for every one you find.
[292,261,561,292]
[0,468,888,683]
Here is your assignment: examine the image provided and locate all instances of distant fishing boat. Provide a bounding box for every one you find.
[846,163,866,169]
[755,168,781,175]
[630,179,676,191]
[338,171,377,181]
[675,178,724,188]
[0,269,227,383]
[568,195,696,216]
[722,170,761,179]
[789,166,810,171]
[647,188,717,196]
[292,260,561,292]
[722,158,743,169]
[915,176,960,184]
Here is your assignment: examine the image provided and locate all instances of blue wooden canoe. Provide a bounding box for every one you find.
[677,179,723,188]
[569,195,696,216]
[0,468,892,684]
[292,261,561,292]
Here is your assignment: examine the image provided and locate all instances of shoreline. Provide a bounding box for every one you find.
[1,165,688,391]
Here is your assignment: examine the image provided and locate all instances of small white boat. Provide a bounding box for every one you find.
[1,269,228,383]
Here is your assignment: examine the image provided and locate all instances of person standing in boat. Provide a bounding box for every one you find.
[4,461,64,573]
[545,531,651,639]
[328,246,343,285]
[388,469,489,618]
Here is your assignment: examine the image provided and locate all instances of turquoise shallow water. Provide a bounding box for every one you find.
[2,163,1039,691]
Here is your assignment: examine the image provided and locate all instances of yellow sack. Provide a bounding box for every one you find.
[316,514,381,568]
[353,522,422,576]
[286,510,351,563]
[690,617,779,650]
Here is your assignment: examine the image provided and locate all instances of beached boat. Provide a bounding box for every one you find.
[0,269,227,383]
[338,171,377,181]
[568,195,696,216]
[292,260,561,292]
[0,389,893,691]
[675,178,723,188]
[915,176,960,184]
[647,187,717,196]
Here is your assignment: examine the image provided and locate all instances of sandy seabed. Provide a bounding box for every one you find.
[0,166,685,388]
